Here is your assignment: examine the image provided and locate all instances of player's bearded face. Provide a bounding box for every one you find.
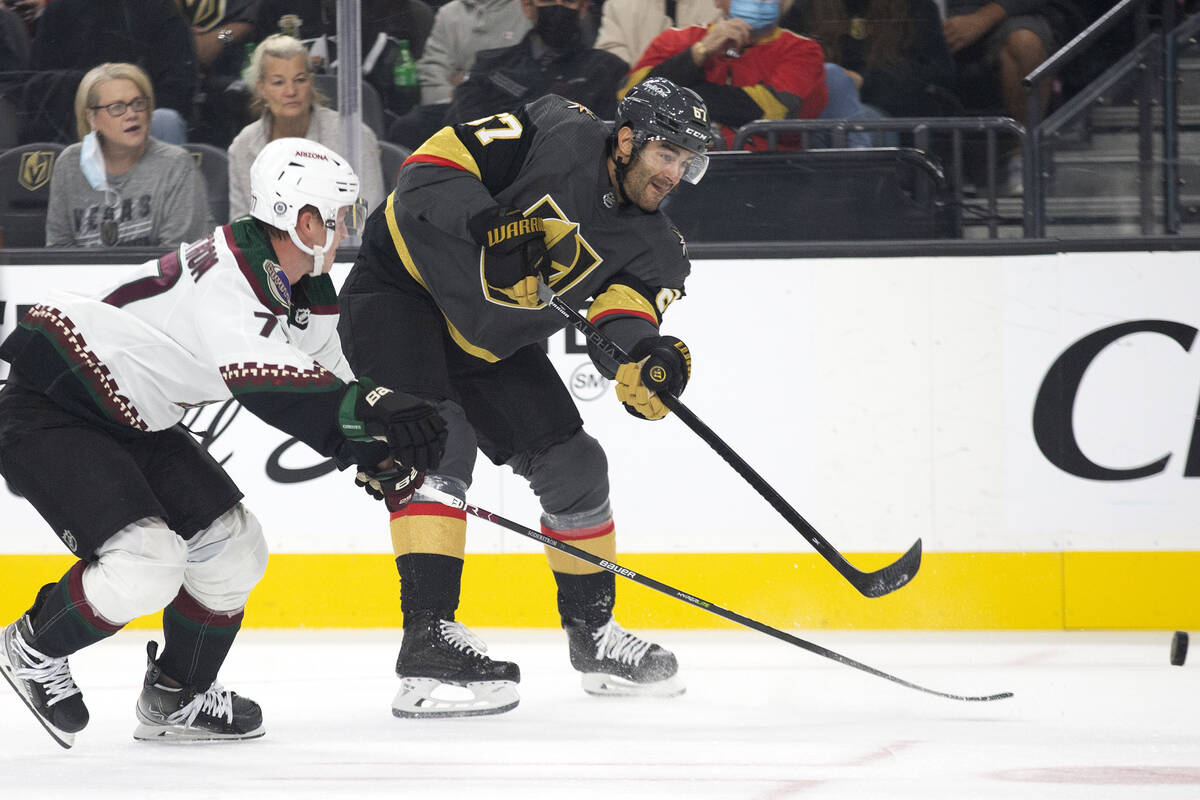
[622,140,691,212]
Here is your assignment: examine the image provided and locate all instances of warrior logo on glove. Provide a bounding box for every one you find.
[473,196,602,309]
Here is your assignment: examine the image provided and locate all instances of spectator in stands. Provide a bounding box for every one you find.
[386,0,531,149]
[0,6,30,72]
[255,0,436,118]
[175,0,260,148]
[5,0,45,37]
[444,0,627,124]
[594,0,720,68]
[227,34,385,220]
[4,0,42,25]
[941,0,1084,190]
[45,62,211,248]
[28,0,196,145]
[783,0,961,119]
[623,0,830,150]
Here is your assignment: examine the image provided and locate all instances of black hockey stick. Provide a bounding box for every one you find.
[536,282,921,599]
[419,486,1011,703]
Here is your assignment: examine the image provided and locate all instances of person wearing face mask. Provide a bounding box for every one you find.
[44,62,211,249]
[442,0,627,126]
[622,0,829,150]
[0,137,446,749]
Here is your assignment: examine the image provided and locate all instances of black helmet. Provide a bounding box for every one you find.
[615,77,712,184]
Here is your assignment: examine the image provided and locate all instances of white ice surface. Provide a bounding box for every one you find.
[1,629,1197,799]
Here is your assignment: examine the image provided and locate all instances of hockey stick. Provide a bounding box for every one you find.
[419,486,1011,702]
[536,282,921,599]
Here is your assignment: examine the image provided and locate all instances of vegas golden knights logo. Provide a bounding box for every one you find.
[482,195,602,307]
[176,0,225,30]
[18,151,55,192]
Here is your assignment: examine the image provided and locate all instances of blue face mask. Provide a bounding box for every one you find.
[729,0,780,30]
[80,131,108,191]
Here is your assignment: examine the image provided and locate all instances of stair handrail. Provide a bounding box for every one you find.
[1021,0,1175,236]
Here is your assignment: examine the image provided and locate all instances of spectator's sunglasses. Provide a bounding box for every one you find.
[90,97,150,117]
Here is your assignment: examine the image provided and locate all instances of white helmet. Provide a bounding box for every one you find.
[249,137,362,275]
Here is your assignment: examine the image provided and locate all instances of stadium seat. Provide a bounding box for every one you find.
[311,74,386,138]
[377,140,412,188]
[185,143,230,225]
[0,142,66,247]
[662,148,958,242]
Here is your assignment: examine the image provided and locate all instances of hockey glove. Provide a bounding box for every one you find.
[356,465,423,512]
[615,335,692,421]
[341,381,448,472]
[469,207,549,308]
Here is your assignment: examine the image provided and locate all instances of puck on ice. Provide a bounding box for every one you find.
[1170,631,1188,666]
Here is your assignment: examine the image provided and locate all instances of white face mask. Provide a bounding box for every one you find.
[80,131,108,191]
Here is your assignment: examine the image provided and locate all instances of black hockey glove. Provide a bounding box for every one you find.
[356,464,423,512]
[468,207,550,309]
[615,335,692,421]
[341,381,448,472]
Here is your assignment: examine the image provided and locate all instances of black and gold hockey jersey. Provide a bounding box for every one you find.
[360,94,692,362]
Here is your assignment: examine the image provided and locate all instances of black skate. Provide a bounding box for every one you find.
[133,642,264,742]
[565,618,684,698]
[0,615,89,749]
[392,614,520,718]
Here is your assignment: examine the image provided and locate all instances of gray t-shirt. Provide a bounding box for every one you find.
[45,138,213,249]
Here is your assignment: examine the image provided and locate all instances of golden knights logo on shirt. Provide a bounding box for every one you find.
[175,0,227,31]
[481,195,602,307]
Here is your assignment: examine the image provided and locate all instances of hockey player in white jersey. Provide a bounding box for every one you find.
[0,138,447,748]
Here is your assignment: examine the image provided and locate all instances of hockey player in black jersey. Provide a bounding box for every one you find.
[339,77,713,717]
[0,138,447,748]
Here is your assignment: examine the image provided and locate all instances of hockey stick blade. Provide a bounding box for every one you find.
[421,486,1012,703]
[536,282,921,598]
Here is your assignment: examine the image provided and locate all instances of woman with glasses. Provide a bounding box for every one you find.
[227,34,385,222]
[44,62,212,248]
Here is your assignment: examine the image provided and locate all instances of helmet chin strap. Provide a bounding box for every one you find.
[287,225,328,276]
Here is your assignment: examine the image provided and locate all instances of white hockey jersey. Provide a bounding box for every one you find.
[2,220,358,460]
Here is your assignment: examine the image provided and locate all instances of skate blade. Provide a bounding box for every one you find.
[0,657,77,749]
[580,671,686,698]
[132,722,266,743]
[392,677,519,719]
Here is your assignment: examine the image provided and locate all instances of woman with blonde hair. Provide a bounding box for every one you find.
[227,34,384,221]
[44,62,211,248]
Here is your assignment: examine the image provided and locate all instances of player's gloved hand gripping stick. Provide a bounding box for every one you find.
[470,207,551,309]
[340,380,447,511]
[535,281,922,599]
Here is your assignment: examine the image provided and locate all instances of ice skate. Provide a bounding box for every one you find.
[392,615,520,718]
[565,617,684,697]
[0,615,89,749]
[133,642,264,742]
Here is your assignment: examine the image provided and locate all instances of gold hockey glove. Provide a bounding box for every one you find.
[615,335,692,421]
[469,207,549,308]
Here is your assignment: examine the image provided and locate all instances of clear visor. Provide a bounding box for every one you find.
[644,137,709,185]
[326,199,368,239]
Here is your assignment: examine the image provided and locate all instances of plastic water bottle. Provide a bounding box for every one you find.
[391,39,419,114]
[393,39,418,88]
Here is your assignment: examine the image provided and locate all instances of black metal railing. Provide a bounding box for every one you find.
[732,117,1027,238]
